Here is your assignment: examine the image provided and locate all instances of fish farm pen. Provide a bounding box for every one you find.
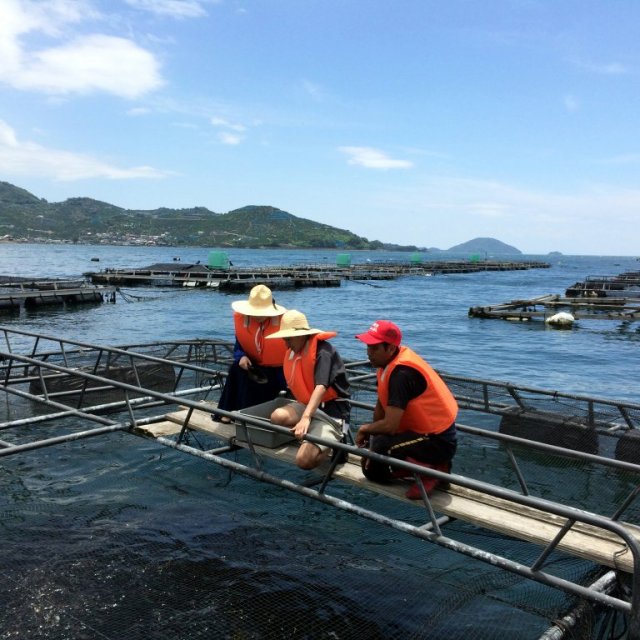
[0,276,116,312]
[83,258,550,290]
[468,294,640,323]
[566,270,640,299]
[469,268,640,324]
[1,327,640,639]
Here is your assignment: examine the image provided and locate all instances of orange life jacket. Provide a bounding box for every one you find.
[233,312,287,367]
[377,346,458,435]
[283,332,339,404]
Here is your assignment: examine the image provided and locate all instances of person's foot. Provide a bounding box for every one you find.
[405,459,451,500]
[219,416,232,424]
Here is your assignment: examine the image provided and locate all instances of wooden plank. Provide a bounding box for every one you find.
[146,404,640,573]
[137,420,183,437]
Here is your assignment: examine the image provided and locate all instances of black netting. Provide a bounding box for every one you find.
[0,433,632,640]
[0,339,637,639]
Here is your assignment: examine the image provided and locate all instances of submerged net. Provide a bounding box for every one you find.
[0,339,637,639]
[0,428,632,640]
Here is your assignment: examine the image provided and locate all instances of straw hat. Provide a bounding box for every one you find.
[266,310,323,339]
[231,285,286,317]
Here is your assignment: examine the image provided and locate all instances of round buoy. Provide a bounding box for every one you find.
[545,311,575,327]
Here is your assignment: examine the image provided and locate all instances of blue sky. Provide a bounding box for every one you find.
[1,0,639,255]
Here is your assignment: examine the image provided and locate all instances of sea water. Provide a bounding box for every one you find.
[0,244,638,639]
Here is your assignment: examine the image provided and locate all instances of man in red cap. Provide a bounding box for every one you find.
[355,320,458,499]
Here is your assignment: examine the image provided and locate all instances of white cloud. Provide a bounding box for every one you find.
[124,0,210,19]
[465,202,510,218]
[218,132,243,145]
[339,146,413,170]
[210,117,246,132]
[366,175,640,253]
[301,79,324,101]
[596,153,640,166]
[563,94,580,112]
[574,59,629,76]
[0,0,163,98]
[127,107,152,116]
[0,120,169,180]
[20,35,163,98]
[210,116,247,144]
[0,0,96,38]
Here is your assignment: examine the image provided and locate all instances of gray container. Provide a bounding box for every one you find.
[236,398,296,448]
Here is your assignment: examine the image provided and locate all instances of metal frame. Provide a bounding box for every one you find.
[1,327,640,637]
[346,366,640,432]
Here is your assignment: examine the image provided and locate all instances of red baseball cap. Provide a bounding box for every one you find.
[355,320,402,347]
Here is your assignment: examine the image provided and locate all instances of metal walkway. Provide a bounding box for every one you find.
[1,326,640,638]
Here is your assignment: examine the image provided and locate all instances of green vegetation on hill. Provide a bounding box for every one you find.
[0,182,523,254]
[0,181,399,249]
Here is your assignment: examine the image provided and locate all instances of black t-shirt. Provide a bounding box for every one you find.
[386,363,457,441]
[314,340,350,420]
[387,364,427,409]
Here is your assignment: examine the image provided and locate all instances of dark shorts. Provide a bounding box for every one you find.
[319,398,350,422]
[362,423,457,484]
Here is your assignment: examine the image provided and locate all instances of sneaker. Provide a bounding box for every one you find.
[404,459,451,500]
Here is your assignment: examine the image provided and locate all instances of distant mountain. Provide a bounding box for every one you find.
[0,181,522,254]
[446,237,522,255]
[0,181,397,250]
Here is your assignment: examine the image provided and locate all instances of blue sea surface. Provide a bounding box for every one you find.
[0,244,638,639]
[2,244,639,399]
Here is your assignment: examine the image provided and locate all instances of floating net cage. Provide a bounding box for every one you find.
[0,330,637,639]
[0,436,629,640]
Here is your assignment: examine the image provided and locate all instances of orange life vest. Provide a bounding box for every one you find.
[233,312,288,367]
[377,346,458,435]
[283,332,339,404]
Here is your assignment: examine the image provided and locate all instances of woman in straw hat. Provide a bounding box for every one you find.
[216,284,288,421]
[266,309,350,470]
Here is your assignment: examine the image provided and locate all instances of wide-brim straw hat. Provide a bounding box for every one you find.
[266,310,323,339]
[231,284,286,317]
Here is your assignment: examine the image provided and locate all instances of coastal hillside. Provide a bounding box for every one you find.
[0,181,522,254]
[0,181,393,250]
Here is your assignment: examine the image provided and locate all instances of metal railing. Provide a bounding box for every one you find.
[1,327,640,636]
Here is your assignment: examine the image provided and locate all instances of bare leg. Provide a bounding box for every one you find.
[296,442,330,470]
[271,405,330,470]
[270,404,299,426]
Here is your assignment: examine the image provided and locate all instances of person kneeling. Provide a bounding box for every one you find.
[267,310,350,470]
[354,320,457,499]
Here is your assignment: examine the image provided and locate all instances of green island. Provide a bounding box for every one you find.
[0,181,412,250]
[0,181,529,255]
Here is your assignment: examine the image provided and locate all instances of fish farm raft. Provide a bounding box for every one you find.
[469,267,640,324]
[0,276,116,312]
[1,328,640,638]
[84,258,550,290]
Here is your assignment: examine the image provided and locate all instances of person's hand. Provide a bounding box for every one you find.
[292,414,311,439]
[355,425,370,447]
[239,356,251,370]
